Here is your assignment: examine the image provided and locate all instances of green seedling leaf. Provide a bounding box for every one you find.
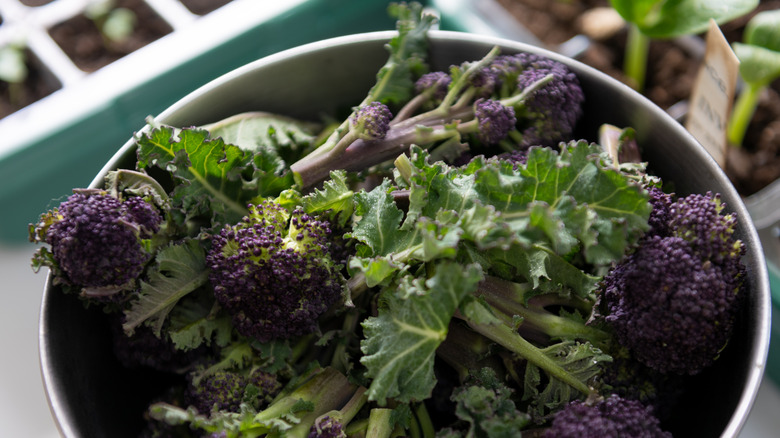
[744,9,780,52]
[0,44,28,84]
[609,0,758,39]
[733,42,780,86]
[360,261,483,405]
[122,239,209,337]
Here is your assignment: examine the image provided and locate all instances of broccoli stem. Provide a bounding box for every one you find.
[366,408,398,438]
[413,402,435,438]
[458,305,593,396]
[727,80,763,146]
[475,276,609,348]
[624,24,650,91]
[255,367,356,438]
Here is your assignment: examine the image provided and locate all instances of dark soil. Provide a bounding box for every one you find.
[0,50,61,119]
[497,0,780,197]
[48,0,173,73]
[179,0,234,15]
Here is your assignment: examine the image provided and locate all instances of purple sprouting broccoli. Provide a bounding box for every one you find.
[415,71,452,101]
[29,189,162,298]
[543,394,671,438]
[206,200,344,343]
[308,416,344,438]
[513,53,585,147]
[600,188,746,375]
[350,101,392,141]
[185,369,281,414]
[474,98,517,144]
[601,235,743,375]
[290,47,583,189]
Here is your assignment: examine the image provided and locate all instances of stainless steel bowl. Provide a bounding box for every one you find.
[39,30,771,437]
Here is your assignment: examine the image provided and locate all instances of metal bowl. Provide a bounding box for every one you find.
[39,30,770,437]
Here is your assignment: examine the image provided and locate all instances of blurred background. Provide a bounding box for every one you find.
[3,0,780,436]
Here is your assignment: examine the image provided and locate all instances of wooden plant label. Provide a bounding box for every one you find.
[685,19,740,167]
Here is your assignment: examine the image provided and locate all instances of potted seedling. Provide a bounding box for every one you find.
[608,0,758,91]
[0,41,29,107]
[85,0,138,48]
[33,3,769,438]
[728,9,780,146]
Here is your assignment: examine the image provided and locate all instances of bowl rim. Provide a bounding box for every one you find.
[39,29,771,438]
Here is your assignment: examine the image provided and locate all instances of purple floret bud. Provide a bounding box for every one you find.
[601,235,742,375]
[543,395,671,438]
[668,191,744,267]
[36,192,161,290]
[350,101,392,140]
[308,416,345,438]
[186,369,281,414]
[207,201,344,342]
[415,71,451,100]
[515,54,584,147]
[474,98,516,144]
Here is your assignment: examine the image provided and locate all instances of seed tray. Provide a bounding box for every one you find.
[0,0,411,243]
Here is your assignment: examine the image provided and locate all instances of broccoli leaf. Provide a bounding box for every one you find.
[523,341,612,416]
[122,239,209,337]
[167,291,233,351]
[135,126,260,224]
[450,368,530,437]
[202,111,319,158]
[367,2,436,105]
[301,170,355,227]
[360,261,483,405]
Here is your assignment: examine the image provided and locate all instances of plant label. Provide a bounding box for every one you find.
[685,19,740,168]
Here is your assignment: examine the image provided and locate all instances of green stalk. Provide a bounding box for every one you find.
[467,320,592,395]
[366,408,396,438]
[624,24,650,91]
[727,81,764,146]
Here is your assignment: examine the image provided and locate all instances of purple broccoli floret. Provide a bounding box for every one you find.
[350,101,392,141]
[543,395,671,438]
[668,192,744,268]
[206,200,344,343]
[644,186,675,238]
[514,54,584,147]
[308,416,344,438]
[186,369,281,414]
[473,98,516,144]
[601,235,742,375]
[30,190,162,293]
[415,71,452,101]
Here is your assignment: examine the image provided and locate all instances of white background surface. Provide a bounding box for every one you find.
[3,242,780,436]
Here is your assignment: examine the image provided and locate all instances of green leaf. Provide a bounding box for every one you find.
[485,244,601,298]
[301,170,355,227]
[367,2,437,105]
[0,44,28,84]
[523,341,612,416]
[745,9,780,52]
[122,239,209,337]
[167,292,233,352]
[135,126,256,223]
[734,42,780,86]
[202,111,319,159]
[360,261,483,405]
[609,0,758,39]
[104,169,169,209]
